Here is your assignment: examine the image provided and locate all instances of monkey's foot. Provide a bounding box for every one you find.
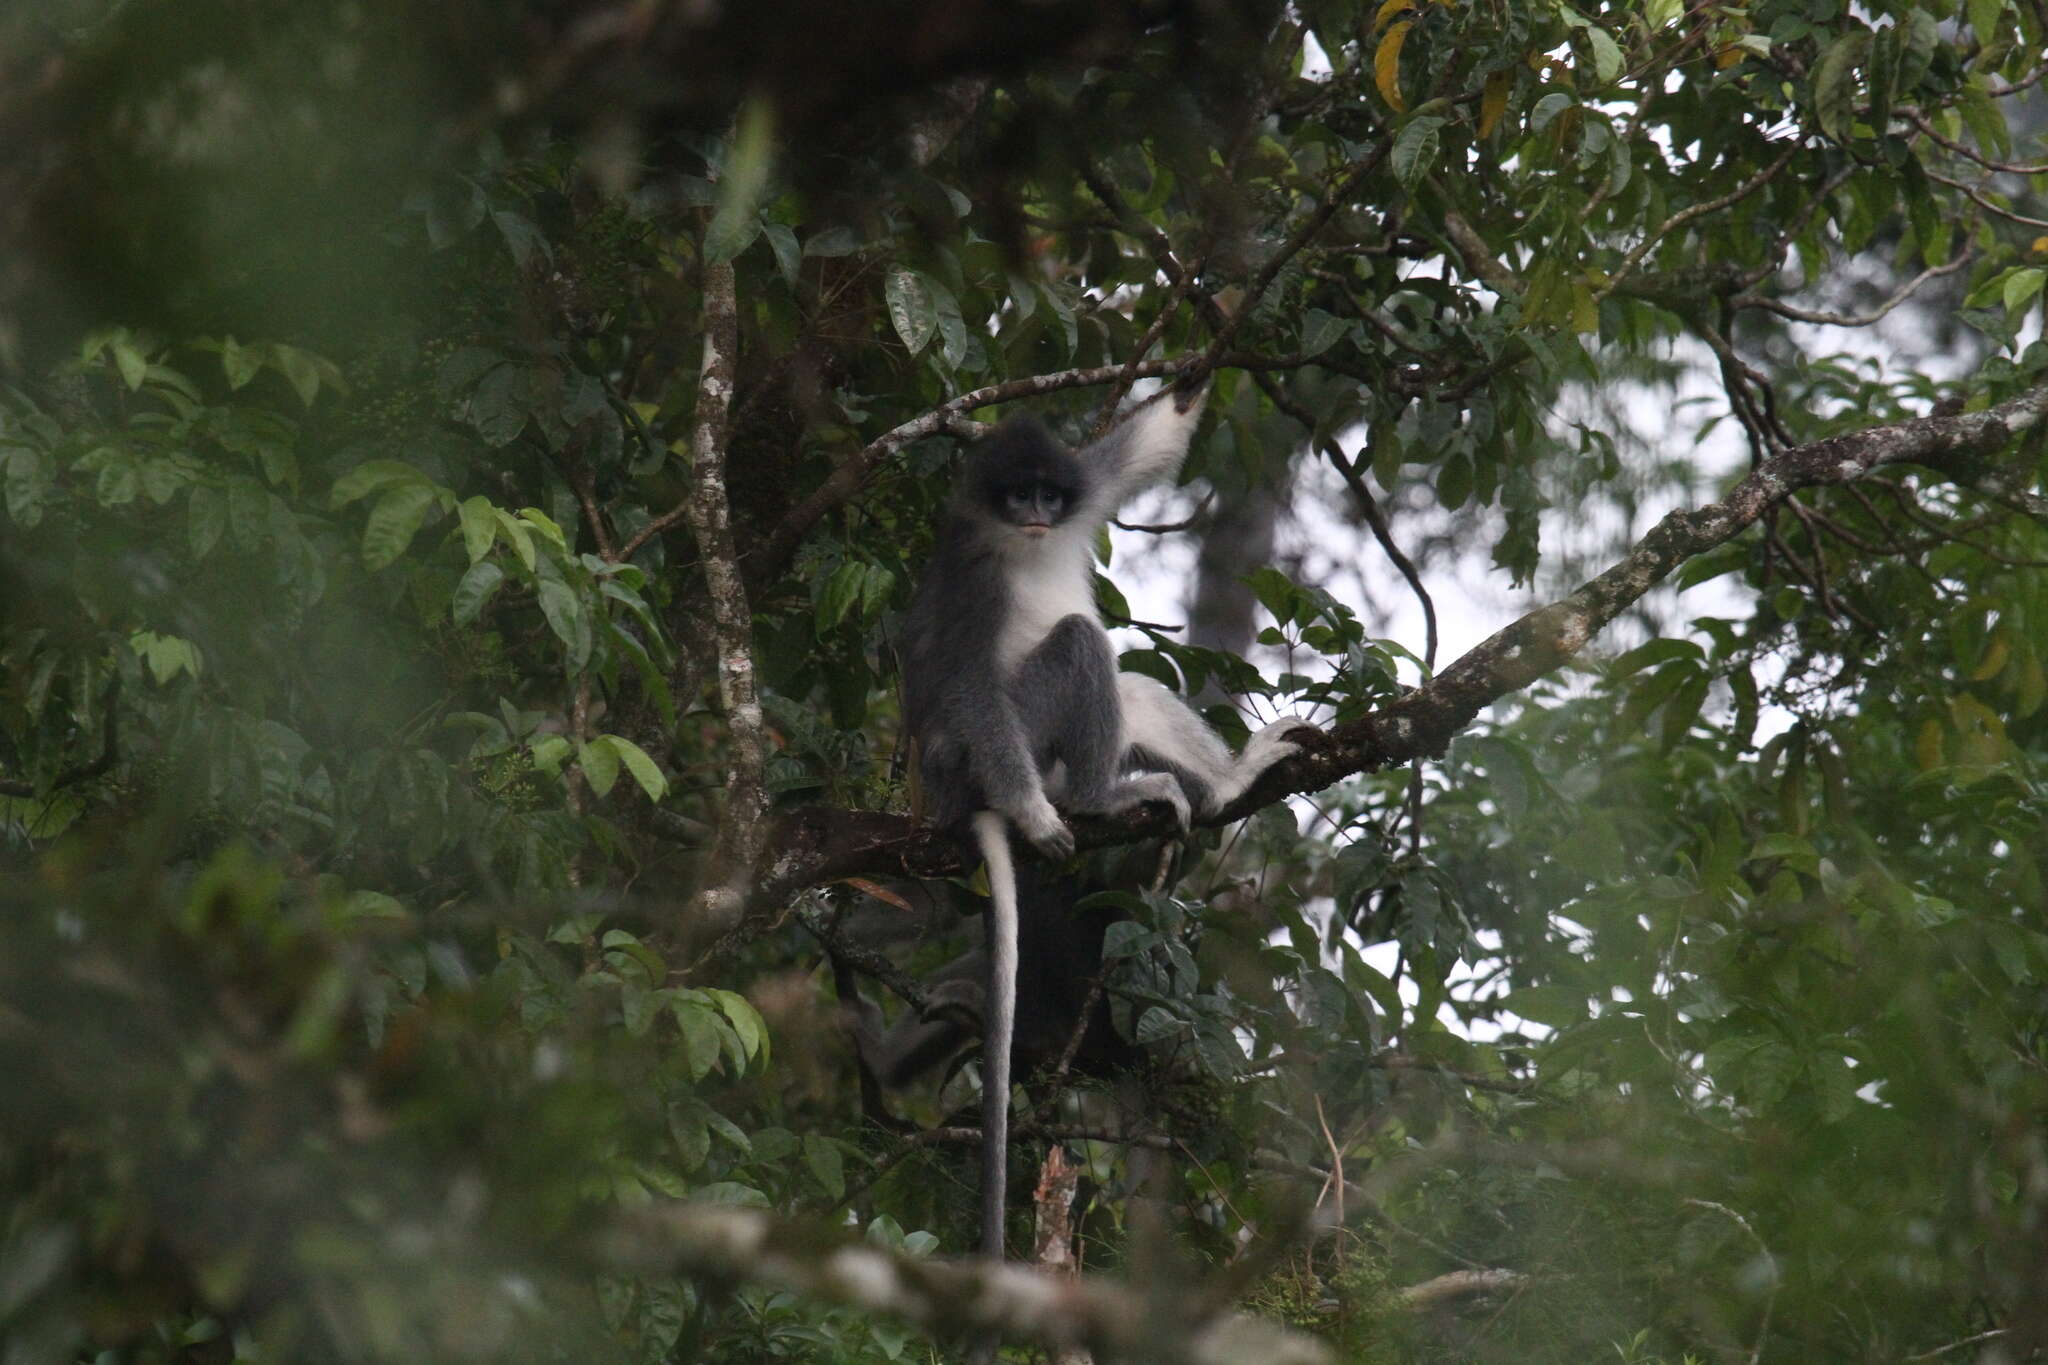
[1011,795,1076,862]
[1113,771,1193,830]
[922,978,986,1031]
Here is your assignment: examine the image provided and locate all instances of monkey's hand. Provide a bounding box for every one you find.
[1245,715,1319,764]
[1010,794,1076,862]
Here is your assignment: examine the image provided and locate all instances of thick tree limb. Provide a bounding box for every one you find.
[1394,1268,1530,1312]
[601,1203,1332,1365]
[680,249,771,932]
[721,380,2048,925]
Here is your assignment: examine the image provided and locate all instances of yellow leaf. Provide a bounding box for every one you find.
[1372,0,1415,31]
[1376,21,1413,112]
[1971,630,2011,681]
[1571,284,1600,334]
[2017,651,2047,718]
[1949,692,2009,765]
[1479,69,1512,138]
[837,877,917,913]
[1913,717,1945,770]
[2031,235,2048,256]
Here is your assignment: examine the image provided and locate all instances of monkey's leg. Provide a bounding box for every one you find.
[1012,614,1125,811]
[1118,673,1314,816]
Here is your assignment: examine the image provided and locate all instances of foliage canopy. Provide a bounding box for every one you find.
[4,0,2048,1362]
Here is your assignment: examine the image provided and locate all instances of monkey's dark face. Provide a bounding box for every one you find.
[967,418,1085,540]
[998,481,1070,536]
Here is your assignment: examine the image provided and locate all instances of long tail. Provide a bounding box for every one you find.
[970,810,1017,1261]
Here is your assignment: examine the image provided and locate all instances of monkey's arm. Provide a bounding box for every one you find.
[1074,388,1208,521]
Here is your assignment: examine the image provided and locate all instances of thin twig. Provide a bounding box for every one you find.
[1736,250,1974,328]
[1907,110,2048,174]
[1114,491,1216,534]
[1922,166,2048,230]
[1680,1198,1776,1365]
[1602,142,1800,299]
[1902,1328,2010,1361]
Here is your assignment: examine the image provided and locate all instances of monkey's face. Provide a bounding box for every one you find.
[999,481,1070,536]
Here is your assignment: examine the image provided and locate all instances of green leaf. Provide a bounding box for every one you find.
[762,221,801,286]
[221,336,260,390]
[494,509,537,572]
[704,98,774,265]
[929,274,969,370]
[537,579,585,651]
[1968,0,2007,44]
[1135,1007,1185,1044]
[885,268,938,356]
[529,734,571,774]
[188,484,226,558]
[1529,92,1575,133]
[1646,0,1681,28]
[131,630,202,683]
[803,1134,845,1201]
[1813,31,1871,143]
[517,506,568,549]
[269,344,331,406]
[1300,307,1347,358]
[600,734,669,801]
[1895,10,1937,95]
[815,559,865,633]
[451,561,505,625]
[669,1102,712,1172]
[672,1000,724,1081]
[1502,985,1586,1029]
[112,339,149,390]
[802,225,862,257]
[491,209,553,268]
[1392,115,1445,190]
[577,737,620,797]
[620,983,660,1036]
[2002,267,2045,315]
[706,988,768,1066]
[361,483,440,571]
[1102,921,1160,960]
[331,459,426,507]
[457,495,497,563]
[1609,637,1703,679]
[1583,27,1624,84]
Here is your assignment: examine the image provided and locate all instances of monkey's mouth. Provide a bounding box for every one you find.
[1018,523,1051,536]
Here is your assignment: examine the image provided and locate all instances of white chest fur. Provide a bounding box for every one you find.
[996,531,1096,673]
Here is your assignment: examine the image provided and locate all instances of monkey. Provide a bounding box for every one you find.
[898,385,1311,1260]
[831,853,1158,1123]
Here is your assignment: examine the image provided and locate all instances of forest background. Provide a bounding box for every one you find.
[4,0,2048,1362]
